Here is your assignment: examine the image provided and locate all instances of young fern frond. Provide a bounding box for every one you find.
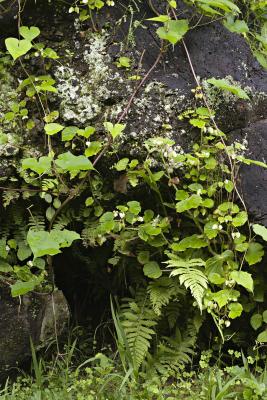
[120,292,158,372]
[165,256,207,311]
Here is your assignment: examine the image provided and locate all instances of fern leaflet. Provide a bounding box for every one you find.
[165,256,207,311]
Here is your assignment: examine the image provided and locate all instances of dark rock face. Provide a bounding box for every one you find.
[233,119,267,225]
[0,285,69,379]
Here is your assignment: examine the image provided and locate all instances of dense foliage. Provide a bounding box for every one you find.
[0,0,267,397]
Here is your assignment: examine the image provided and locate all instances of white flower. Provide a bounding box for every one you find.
[212,224,218,230]
[225,321,231,328]
[119,212,125,219]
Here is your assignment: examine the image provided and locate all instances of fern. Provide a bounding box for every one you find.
[119,291,158,372]
[147,276,184,316]
[28,213,46,231]
[145,326,196,377]
[165,255,207,311]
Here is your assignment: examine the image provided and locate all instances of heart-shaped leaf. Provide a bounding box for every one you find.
[19,26,40,41]
[156,19,189,44]
[5,38,32,60]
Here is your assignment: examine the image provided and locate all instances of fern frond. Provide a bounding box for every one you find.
[147,276,184,316]
[145,326,196,378]
[28,213,46,231]
[120,292,157,371]
[165,256,207,311]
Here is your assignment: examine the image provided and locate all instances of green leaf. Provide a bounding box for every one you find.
[156,19,189,44]
[189,118,206,128]
[176,194,202,212]
[5,38,32,60]
[0,259,13,273]
[19,26,40,41]
[245,242,264,265]
[22,156,52,174]
[44,123,64,135]
[55,151,94,172]
[17,243,32,261]
[204,221,219,239]
[11,280,37,297]
[147,15,170,22]
[27,229,80,258]
[230,270,253,293]
[104,122,126,139]
[115,158,129,171]
[207,78,249,99]
[171,234,207,252]
[257,330,267,343]
[232,211,248,227]
[253,224,267,241]
[117,56,131,68]
[127,201,141,215]
[61,126,78,141]
[137,251,150,264]
[77,126,96,138]
[263,310,267,323]
[85,197,94,206]
[228,302,243,319]
[250,313,263,330]
[212,289,240,308]
[27,230,61,258]
[175,190,189,200]
[84,141,102,157]
[224,18,249,34]
[143,261,162,279]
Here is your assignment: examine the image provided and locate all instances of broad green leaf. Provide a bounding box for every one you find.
[207,78,249,99]
[19,26,40,41]
[27,229,80,258]
[176,194,202,212]
[217,202,239,214]
[22,156,52,174]
[61,126,78,141]
[27,230,61,257]
[263,310,267,323]
[156,19,189,44]
[189,118,206,129]
[44,123,64,135]
[0,259,12,273]
[250,313,263,330]
[55,151,94,172]
[143,261,162,279]
[85,141,102,157]
[115,158,129,171]
[228,302,243,319]
[127,201,141,215]
[17,243,32,261]
[232,211,248,227]
[77,126,95,138]
[224,17,249,34]
[230,270,253,292]
[245,242,264,265]
[257,330,267,343]
[253,224,267,241]
[175,190,189,200]
[212,289,240,308]
[171,234,207,252]
[11,280,37,297]
[104,122,126,139]
[5,38,32,60]
[204,221,219,239]
[50,229,80,248]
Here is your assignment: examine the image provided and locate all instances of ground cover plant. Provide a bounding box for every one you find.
[0,0,267,397]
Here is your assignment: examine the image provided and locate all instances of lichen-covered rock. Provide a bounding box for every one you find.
[0,285,69,379]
